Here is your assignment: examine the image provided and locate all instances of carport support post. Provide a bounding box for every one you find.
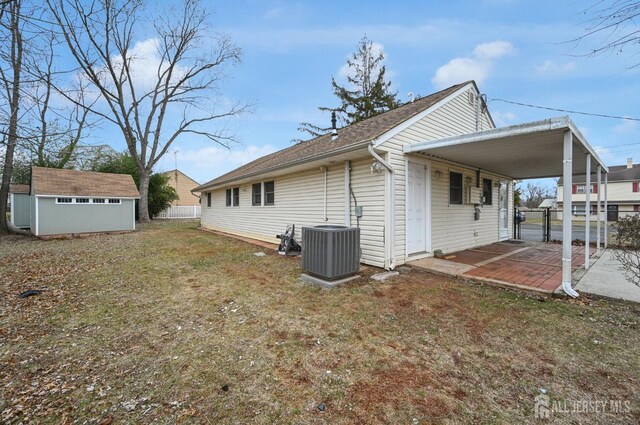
[562,131,579,297]
[596,165,601,253]
[584,154,591,270]
[604,172,608,248]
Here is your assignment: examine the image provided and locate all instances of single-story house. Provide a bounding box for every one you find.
[28,166,140,237]
[557,158,639,221]
[194,80,607,297]
[9,184,31,228]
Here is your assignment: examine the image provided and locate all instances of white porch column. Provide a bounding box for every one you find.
[562,131,579,297]
[585,154,591,269]
[596,165,601,253]
[604,172,609,248]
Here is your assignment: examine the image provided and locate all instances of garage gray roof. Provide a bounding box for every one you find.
[558,163,639,185]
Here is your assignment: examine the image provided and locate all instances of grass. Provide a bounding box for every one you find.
[1,220,639,424]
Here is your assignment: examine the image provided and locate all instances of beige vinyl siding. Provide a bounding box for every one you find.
[558,182,640,221]
[165,170,201,206]
[558,182,640,204]
[348,158,385,266]
[200,158,386,267]
[377,85,502,262]
[429,163,512,254]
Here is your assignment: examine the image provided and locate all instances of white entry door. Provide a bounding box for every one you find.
[499,181,509,240]
[407,162,429,254]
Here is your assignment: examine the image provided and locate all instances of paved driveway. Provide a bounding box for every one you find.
[519,223,615,242]
[574,250,640,302]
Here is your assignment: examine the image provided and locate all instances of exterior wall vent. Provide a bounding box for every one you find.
[301,225,360,280]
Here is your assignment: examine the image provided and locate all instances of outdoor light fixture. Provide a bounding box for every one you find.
[465,176,473,185]
[370,161,384,174]
[434,170,443,180]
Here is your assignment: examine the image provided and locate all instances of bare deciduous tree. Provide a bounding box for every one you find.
[570,1,640,68]
[520,182,556,209]
[0,0,24,234]
[0,0,92,234]
[48,0,246,221]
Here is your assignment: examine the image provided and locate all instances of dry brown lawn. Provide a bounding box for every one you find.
[1,220,638,424]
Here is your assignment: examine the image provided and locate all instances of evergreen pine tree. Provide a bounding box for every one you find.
[296,36,400,141]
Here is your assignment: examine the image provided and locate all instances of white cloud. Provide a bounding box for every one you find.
[613,118,637,133]
[154,144,278,184]
[473,40,515,60]
[535,60,576,75]
[431,40,515,89]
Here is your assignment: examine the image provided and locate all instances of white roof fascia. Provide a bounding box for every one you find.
[567,120,608,173]
[403,116,608,173]
[372,82,476,148]
[403,116,571,153]
[35,194,141,199]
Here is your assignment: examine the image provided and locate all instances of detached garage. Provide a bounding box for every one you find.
[30,166,140,237]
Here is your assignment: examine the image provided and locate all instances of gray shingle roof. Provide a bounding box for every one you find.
[195,82,471,191]
[558,163,640,185]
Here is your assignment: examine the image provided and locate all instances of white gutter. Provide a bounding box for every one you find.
[344,161,351,226]
[368,144,396,270]
[196,141,371,192]
[403,116,609,174]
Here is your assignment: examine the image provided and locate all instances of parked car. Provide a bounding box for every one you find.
[516,211,526,223]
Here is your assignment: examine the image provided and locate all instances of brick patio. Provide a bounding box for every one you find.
[409,242,596,294]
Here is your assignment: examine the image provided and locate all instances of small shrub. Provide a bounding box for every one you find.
[613,215,640,286]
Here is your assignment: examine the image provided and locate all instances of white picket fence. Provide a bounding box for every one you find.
[156,205,201,219]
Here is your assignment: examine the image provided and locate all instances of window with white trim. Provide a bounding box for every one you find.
[449,172,463,205]
[264,181,275,206]
[93,198,105,204]
[225,187,240,207]
[57,197,72,204]
[76,198,90,204]
[108,199,121,204]
[252,183,262,206]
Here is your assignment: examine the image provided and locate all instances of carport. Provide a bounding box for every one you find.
[403,116,609,297]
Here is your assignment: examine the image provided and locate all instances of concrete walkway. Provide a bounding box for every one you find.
[574,249,640,303]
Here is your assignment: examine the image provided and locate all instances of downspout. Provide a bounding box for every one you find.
[322,166,328,221]
[368,144,396,270]
[344,161,351,226]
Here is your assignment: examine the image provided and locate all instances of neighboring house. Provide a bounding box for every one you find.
[194,80,605,280]
[163,169,201,206]
[538,198,557,209]
[557,158,640,221]
[9,184,31,228]
[27,166,140,237]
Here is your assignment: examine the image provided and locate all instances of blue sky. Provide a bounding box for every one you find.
[87,0,640,185]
